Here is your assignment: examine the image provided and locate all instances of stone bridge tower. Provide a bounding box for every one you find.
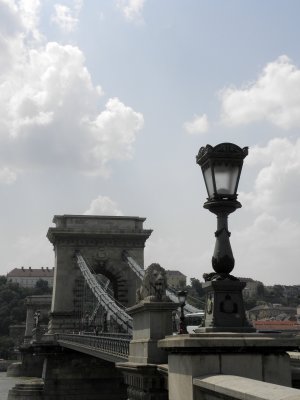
[47,215,152,333]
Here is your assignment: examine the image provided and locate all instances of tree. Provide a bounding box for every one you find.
[0,276,52,335]
[190,278,204,297]
[34,279,52,294]
[185,278,205,309]
[0,336,14,358]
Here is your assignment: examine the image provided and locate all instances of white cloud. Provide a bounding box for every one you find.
[52,4,78,33]
[183,113,209,135]
[88,97,144,170]
[18,0,42,39]
[117,0,145,23]
[0,167,17,184]
[234,213,300,284]
[233,137,300,284]
[0,0,144,180]
[52,1,83,33]
[11,233,53,268]
[221,55,300,129]
[84,195,123,216]
[240,137,300,213]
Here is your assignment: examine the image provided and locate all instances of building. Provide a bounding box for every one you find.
[253,320,300,332]
[7,267,54,288]
[166,270,186,289]
[239,277,263,298]
[248,304,297,321]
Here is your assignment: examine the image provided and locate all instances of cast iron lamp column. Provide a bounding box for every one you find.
[177,290,188,334]
[195,143,254,332]
[196,143,248,280]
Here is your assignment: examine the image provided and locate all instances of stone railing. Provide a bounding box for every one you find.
[289,351,300,389]
[193,375,300,400]
[56,333,131,361]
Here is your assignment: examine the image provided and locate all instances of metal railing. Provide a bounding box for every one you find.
[56,333,131,361]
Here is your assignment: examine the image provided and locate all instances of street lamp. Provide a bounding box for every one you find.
[177,290,188,334]
[196,143,248,278]
[195,143,254,332]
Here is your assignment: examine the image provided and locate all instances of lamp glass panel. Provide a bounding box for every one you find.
[214,164,239,195]
[203,166,214,198]
[178,292,186,305]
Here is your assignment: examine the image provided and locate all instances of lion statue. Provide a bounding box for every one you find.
[136,263,170,303]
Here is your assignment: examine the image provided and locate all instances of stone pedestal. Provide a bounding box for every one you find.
[117,363,168,400]
[127,301,178,364]
[117,301,177,399]
[196,280,255,333]
[31,327,42,343]
[159,333,300,400]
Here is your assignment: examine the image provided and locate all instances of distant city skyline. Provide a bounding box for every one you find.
[0,1,300,285]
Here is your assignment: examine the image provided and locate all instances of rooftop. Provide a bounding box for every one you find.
[7,267,54,277]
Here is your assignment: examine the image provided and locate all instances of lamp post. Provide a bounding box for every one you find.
[177,290,188,334]
[195,143,254,332]
[196,142,248,280]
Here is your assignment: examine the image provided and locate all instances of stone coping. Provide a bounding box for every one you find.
[159,332,300,352]
[289,352,300,360]
[193,374,300,400]
[117,361,161,368]
[127,301,178,315]
[116,362,167,373]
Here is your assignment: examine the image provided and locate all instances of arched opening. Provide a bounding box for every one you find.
[73,261,129,333]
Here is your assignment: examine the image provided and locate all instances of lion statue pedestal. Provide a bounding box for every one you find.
[117,264,178,400]
[128,263,178,364]
[127,301,178,364]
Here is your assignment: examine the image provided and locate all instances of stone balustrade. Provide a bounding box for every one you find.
[193,375,300,400]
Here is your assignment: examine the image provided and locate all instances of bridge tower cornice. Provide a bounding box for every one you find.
[46,229,152,247]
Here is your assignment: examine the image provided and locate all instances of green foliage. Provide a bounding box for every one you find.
[186,278,205,309]
[190,278,205,297]
[0,336,14,358]
[0,277,52,335]
[34,279,52,294]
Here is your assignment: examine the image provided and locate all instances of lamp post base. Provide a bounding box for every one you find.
[195,280,255,333]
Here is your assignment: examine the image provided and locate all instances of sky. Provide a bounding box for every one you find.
[0,0,300,286]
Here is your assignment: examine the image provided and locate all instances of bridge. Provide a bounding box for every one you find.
[44,215,199,364]
[9,214,300,400]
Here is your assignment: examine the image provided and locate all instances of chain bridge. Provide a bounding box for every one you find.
[9,214,300,400]
[44,214,199,365]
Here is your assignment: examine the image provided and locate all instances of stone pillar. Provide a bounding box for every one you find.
[128,301,178,364]
[8,379,44,400]
[159,333,300,400]
[117,301,178,400]
[42,347,127,400]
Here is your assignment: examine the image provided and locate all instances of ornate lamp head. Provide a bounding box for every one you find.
[177,290,187,306]
[196,143,248,201]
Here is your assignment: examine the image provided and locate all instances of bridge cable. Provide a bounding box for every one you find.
[75,251,132,333]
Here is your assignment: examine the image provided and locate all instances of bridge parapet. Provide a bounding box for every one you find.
[193,375,300,400]
[159,333,300,400]
[56,332,131,362]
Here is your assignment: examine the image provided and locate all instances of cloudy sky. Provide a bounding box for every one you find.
[1,0,300,286]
